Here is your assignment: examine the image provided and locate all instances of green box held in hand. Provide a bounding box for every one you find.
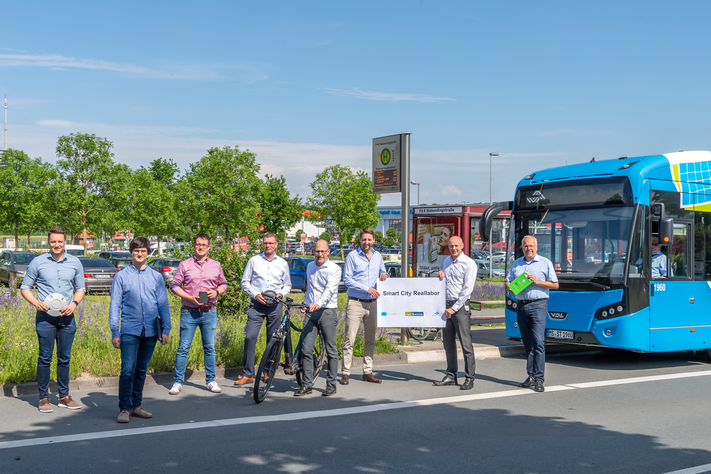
[509,272,533,295]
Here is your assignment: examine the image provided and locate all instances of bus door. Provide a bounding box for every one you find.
[648,221,701,351]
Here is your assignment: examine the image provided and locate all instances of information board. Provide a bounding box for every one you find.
[372,134,402,194]
[377,278,447,328]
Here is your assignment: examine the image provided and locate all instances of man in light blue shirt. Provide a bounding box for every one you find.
[21,225,85,413]
[110,237,171,423]
[651,237,671,278]
[505,235,558,393]
[341,228,387,385]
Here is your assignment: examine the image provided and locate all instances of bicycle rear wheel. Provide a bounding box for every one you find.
[254,336,283,404]
[409,327,433,340]
[295,332,325,388]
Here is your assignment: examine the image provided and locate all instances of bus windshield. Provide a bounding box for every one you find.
[511,206,635,288]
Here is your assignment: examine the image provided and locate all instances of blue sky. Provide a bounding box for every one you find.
[2,0,711,206]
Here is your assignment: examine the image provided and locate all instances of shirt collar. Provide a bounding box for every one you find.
[260,252,278,262]
[129,263,148,273]
[192,255,211,265]
[46,252,67,263]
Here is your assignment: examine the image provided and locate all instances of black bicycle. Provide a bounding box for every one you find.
[253,297,325,403]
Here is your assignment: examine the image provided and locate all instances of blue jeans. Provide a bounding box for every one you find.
[517,299,548,381]
[301,308,339,389]
[36,312,76,400]
[174,307,217,384]
[118,330,158,412]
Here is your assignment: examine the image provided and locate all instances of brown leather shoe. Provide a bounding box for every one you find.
[339,374,349,385]
[234,376,254,385]
[362,373,382,384]
[38,398,53,413]
[58,395,81,410]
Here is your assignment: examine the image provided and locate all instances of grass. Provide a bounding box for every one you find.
[0,289,399,385]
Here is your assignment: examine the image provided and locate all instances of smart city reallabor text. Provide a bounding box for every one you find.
[381,290,441,297]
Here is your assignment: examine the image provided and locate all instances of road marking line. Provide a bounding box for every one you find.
[1,369,710,450]
[662,463,711,474]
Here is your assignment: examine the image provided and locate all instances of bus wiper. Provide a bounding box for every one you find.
[560,277,610,290]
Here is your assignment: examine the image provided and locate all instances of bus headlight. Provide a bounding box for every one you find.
[595,303,626,320]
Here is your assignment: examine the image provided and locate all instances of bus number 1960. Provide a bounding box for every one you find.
[654,283,666,292]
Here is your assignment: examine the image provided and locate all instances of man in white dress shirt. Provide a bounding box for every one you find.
[294,239,341,397]
[434,236,477,390]
[236,232,291,385]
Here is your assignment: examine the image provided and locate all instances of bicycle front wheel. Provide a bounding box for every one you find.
[254,336,283,404]
[295,332,325,388]
[409,327,433,340]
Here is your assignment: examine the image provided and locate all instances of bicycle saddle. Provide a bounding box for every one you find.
[261,290,279,306]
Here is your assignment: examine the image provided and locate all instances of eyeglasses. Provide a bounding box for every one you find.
[132,249,149,254]
[314,250,329,254]
[263,241,277,246]
[194,244,210,248]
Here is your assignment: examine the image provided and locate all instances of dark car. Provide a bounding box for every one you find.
[0,251,39,288]
[286,257,314,291]
[147,258,181,284]
[332,261,348,293]
[77,257,119,294]
[99,251,131,260]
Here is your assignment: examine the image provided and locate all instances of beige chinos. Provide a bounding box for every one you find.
[341,299,378,375]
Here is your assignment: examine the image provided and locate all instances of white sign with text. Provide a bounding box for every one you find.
[377,278,447,328]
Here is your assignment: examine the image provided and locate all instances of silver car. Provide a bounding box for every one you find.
[148,258,181,284]
[77,257,118,294]
[0,251,39,288]
[473,259,505,279]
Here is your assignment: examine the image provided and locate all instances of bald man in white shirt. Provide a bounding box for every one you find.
[434,236,477,390]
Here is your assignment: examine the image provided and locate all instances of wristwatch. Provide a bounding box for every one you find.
[72,300,80,306]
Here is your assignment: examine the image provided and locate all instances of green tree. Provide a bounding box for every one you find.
[306,165,381,259]
[295,229,304,242]
[176,146,263,241]
[260,174,302,238]
[0,149,54,249]
[374,230,384,244]
[384,236,396,247]
[53,133,122,254]
[149,157,180,187]
[386,228,397,240]
[130,167,178,252]
[319,231,331,243]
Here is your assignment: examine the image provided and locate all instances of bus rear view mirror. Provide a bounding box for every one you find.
[651,203,665,221]
[480,201,513,242]
[659,218,674,246]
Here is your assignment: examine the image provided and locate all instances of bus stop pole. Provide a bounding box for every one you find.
[400,133,411,345]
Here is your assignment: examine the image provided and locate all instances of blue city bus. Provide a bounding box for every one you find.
[480,150,711,356]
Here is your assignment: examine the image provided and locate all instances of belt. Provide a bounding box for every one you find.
[518,298,545,304]
[349,296,375,303]
[183,305,215,312]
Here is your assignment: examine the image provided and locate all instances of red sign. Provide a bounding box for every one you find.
[300,234,307,242]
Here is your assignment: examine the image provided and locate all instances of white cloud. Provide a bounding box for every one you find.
[439,185,462,196]
[324,88,455,103]
[0,53,269,82]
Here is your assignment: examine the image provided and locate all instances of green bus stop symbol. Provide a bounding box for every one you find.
[381,148,391,166]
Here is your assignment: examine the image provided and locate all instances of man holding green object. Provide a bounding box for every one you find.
[505,235,558,393]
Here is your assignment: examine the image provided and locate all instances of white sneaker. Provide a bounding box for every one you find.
[207,381,222,393]
[169,383,182,395]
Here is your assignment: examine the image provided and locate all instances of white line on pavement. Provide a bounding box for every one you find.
[662,463,711,474]
[1,369,711,451]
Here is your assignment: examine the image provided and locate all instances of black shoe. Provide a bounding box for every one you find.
[460,378,475,390]
[433,374,458,386]
[518,375,535,388]
[294,387,313,397]
[534,378,545,392]
[322,386,337,396]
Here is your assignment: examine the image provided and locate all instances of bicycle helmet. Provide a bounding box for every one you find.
[261,290,279,306]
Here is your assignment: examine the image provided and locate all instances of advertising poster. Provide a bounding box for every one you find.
[377,278,447,328]
[415,218,459,276]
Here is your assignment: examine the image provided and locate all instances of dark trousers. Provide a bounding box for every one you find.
[517,299,547,381]
[442,301,476,380]
[243,300,282,378]
[36,312,76,400]
[118,329,158,412]
[301,308,339,389]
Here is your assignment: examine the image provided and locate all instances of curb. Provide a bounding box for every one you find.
[0,342,593,398]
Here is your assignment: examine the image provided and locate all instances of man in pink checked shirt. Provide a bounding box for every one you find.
[168,234,228,395]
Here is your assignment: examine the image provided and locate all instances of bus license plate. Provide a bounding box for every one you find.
[547,329,574,340]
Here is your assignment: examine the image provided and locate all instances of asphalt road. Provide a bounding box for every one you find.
[1,349,711,474]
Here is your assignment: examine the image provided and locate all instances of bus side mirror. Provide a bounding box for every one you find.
[651,203,665,222]
[480,201,513,242]
[659,218,674,246]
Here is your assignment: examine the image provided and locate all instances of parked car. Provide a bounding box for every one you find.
[491,252,507,264]
[470,250,489,260]
[473,259,505,279]
[286,257,314,291]
[77,257,119,294]
[108,257,133,271]
[384,262,402,278]
[0,251,39,288]
[99,251,131,260]
[332,261,348,293]
[147,258,181,284]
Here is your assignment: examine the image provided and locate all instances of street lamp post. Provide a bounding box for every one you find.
[489,153,499,278]
[410,180,420,206]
